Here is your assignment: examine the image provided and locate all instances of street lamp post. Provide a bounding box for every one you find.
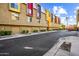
[66,16,68,26]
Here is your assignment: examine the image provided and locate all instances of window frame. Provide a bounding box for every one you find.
[9,3,20,13]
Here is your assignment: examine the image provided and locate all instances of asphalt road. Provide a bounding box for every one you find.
[0,31,78,56]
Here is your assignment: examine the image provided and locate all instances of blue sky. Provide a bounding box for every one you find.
[40,3,79,25]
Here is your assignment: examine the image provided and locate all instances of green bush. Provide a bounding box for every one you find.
[21,30,26,34]
[0,31,5,36]
[40,29,46,32]
[5,31,12,35]
[0,31,12,36]
[21,30,29,34]
[32,30,38,33]
[25,30,29,33]
[58,28,61,30]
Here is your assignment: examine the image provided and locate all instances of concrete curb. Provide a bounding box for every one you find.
[44,36,79,56]
[0,31,57,40]
[43,38,65,56]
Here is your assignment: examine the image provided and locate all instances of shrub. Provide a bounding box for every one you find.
[40,29,46,32]
[32,30,38,33]
[25,30,29,33]
[21,30,29,34]
[58,28,63,30]
[21,30,26,34]
[6,31,12,35]
[0,31,12,36]
[0,31,5,36]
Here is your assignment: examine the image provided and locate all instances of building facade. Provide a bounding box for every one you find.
[76,9,79,29]
[52,15,60,30]
[0,3,60,34]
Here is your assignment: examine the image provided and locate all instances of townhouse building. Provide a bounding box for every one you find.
[0,3,60,34]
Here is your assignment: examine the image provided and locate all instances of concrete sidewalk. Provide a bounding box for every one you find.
[44,36,79,56]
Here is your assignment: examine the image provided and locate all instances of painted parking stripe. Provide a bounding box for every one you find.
[24,47,34,49]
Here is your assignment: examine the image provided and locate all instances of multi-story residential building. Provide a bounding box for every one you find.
[0,3,47,34]
[0,3,60,34]
[52,15,60,30]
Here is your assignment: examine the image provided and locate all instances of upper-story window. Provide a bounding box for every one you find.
[51,13,53,22]
[27,16,32,23]
[9,3,20,13]
[36,4,41,19]
[11,3,18,9]
[27,3,33,17]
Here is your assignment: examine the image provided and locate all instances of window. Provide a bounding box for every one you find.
[11,3,18,9]
[37,13,39,17]
[51,13,53,22]
[9,3,20,13]
[36,4,41,19]
[27,3,33,17]
[11,3,15,8]
[27,17,32,22]
[11,13,19,20]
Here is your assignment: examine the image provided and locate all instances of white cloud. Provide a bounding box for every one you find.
[58,7,67,15]
[53,6,58,14]
[68,16,76,25]
[69,16,74,22]
[74,15,76,19]
[60,17,66,20]
[52,6,67,25]
[74,10,76,14]
[52,6,67,16]
[76,6,79,10]
[60,16,76,25]
[70,16,73,18]
[69,18,73,22]
[60,17,67,25]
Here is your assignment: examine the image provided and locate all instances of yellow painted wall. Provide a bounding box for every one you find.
[45,10,52,30]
